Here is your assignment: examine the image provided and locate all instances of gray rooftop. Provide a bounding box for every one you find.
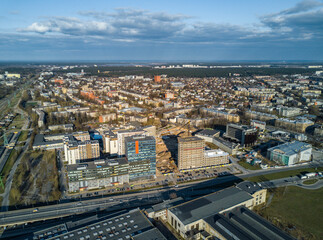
[47,209,165,240]
[125,135,155,143]
[132,228,167,240]
[236,181,262,195]
[169,187,253,225]
[204,206,295,240]
[178,136,204,143]
[195,129,220,137]
[67,157,128,171]
[268,141,312,156]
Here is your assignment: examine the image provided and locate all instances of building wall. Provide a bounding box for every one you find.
[178,138,205,170]
[125,136,156,181]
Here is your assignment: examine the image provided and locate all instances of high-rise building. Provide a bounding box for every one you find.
[178,137,205,170]
[224,123,258,147]
[125,135,156,181]
[117,129,145,156]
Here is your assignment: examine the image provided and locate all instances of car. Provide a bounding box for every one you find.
[33,208,39,213]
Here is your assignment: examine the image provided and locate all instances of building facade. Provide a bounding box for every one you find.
[125,135,156,181]
[67,158,129,192]
[64,138,100,165]
[178,137,205,170]
[267,141,312,166]
[225,123,258,147]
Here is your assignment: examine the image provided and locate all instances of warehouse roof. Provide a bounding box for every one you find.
[169,187,252,225]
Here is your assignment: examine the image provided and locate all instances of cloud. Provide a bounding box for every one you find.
[9,1,322,61]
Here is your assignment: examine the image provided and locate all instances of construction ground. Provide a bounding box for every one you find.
[156,124,197,176]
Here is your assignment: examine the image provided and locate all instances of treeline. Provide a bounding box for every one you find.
[56,66,318,78]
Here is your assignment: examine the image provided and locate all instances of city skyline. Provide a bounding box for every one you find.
[1,0,323,61]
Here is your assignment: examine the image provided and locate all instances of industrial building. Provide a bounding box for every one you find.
[224,123,258,147]
[167,181,268,239]
[32,209,167,240]
[67,158,129,192]
[125,135,156,181]
[178,137,205,170]
[267,141,312,166]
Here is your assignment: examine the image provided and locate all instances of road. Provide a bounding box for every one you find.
[0,160,321,227]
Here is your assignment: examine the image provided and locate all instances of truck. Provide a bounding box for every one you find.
[300,175,307,180]
[305,172,317,178]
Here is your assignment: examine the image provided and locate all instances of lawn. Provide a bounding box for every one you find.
[238,160,261,170]
[255,186,323,240]
[303,179,319,185]
[244,167,323,182]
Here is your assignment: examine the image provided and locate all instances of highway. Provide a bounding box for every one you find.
[0,160,322,227]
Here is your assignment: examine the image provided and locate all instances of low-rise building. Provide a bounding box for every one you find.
[167,182,267,239]
[267,141,312,166]
[67,158,129,192]
[204,149,229,166]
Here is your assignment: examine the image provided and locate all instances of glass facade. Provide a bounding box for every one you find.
[125,136,156,180]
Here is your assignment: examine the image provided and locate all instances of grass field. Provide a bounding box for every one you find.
[255,186,323,240]
[8,114,25,130]
[10,150,61,206]
[244,167,323,182]
[238,160,261,170]
[17,130,28,142]
[303,179,319,185]
[0,149,20,194]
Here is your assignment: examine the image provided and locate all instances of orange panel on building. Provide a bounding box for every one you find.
[154,75,161,83]
[135,140,139,154]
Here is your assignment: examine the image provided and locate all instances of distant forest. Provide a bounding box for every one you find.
[57,66,319,78]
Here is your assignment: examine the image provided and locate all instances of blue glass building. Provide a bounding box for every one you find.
[125,135,156,181]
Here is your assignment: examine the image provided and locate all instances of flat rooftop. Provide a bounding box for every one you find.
[67,157,128,171]
[45,209,165,240]
[169,187,253,225]
[178,136,204,143]
[268,141,312,156]
[204,206,295,240]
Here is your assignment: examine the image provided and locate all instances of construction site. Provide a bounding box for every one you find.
[156,122,197,176]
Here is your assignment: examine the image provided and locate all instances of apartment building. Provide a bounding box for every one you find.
[178,137,205,170]
[64,137,100,165]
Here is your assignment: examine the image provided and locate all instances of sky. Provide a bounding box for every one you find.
[0,0,323,61]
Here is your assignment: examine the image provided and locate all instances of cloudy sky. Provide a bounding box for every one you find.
[1,0,323,61]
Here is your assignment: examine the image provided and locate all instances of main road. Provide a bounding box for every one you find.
[0,160,322,227]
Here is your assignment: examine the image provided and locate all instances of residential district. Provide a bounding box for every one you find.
[0,64,322,240]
